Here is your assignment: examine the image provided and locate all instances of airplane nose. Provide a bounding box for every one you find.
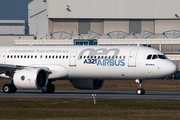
[168,61,178,75]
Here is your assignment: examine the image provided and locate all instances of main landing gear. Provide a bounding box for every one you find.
[3,84,17,93]
[42,84,55,93]
[3,84,55,93]
[2,80,55,93]
[135,79,145,95]
[3,79,17,93]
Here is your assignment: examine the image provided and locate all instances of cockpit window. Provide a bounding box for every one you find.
[152,55,158,59]
[158,55,166,59]
[147,54,167,60]
[147,55,152,59]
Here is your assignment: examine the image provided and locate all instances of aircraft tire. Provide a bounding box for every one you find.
[42,84,55,93]
[3,84,17,93]
[136,89,145,95]
[3,84,12,93]
[10,84,17,93]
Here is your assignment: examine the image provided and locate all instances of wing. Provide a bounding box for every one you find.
[0,63,51,78]
[0,64,23,72]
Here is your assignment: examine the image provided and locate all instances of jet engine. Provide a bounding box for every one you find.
[70,79,105,89]
[13,68,48,89]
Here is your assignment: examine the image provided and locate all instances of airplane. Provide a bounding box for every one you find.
[0,45,177,95]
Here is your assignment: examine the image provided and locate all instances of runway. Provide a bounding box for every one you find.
[1,90,180,100]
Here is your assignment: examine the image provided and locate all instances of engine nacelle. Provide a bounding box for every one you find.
[13,68,48,89]
[71,79,105,90]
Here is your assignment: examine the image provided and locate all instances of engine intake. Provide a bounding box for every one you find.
[71,79,104,90]
[13,68,48,89]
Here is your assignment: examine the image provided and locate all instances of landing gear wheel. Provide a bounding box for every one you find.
[42,84,55,93]
[135,79,145,95]
[3,84,17,93]
[11,84,17,93]
[3,84,12,93]
[136,89,145,95]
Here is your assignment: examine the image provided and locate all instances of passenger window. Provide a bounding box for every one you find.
[52,56,54,58]
[101,56,103,59]
[116,56,118,59]
[66,56,68,59]
[21,55,23,58]
[87,56,89,59]
[63,56,65,59]
[56,56,58,59]
[94,56,96,59]
[40,55,42,58]
[24,55,26,58]
[7,55,9,58]
[147,55,152,60]
[11,55,13,58]
[119,56,121,59]
[49,56,51,58]
[27,55,30,58]
[112,56,114,59]
[105,56,107,59]
[80,56,82,59]
[35,55,37,58]
[45,56,47,58]
[98,56,100,59]
[14,55,16,58]
[91,56,93,59]
[17,55,19,58]
[108,56,111,59]
[123,56,125,59]
[152,55,158,59]
[59,56,61,59]
[31,55,33,58]
[84,56,86,59]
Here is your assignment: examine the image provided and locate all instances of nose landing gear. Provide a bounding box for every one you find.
[135,79,145,95]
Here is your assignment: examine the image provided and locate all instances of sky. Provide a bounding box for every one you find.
[0,0,32,21]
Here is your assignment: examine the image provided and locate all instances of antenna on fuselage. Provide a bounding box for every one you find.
[137,42,140,46]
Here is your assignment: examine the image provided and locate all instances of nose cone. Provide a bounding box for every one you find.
[168,61,178,75]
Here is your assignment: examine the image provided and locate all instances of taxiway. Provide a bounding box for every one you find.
[0,90,180,100]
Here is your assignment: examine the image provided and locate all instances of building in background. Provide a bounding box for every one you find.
[28,0,180,39]
[0,20,27,35]
[0,35,33,45]
[0,20,32,45]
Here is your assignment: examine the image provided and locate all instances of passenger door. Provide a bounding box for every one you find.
[128,49,138,67]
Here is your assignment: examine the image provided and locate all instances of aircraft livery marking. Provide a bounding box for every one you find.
[80,48,125,66]
[84,59,125,66]
[146,64,155,66]
[78,48,120,60]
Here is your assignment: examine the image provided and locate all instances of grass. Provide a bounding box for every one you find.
[1,79,180,119]
[55,79,180,91]
[0,99,180,120]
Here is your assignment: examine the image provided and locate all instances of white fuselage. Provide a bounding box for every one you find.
[0,45,177,80]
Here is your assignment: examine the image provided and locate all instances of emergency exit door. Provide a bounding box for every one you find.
[69,51,77,67]
[128,49,138,67]
[0,51,6,64]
